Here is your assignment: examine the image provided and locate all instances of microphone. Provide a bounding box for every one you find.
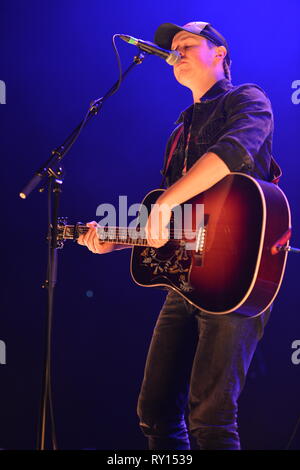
[119,34,181,65]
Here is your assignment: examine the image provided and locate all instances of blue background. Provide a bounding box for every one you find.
[1,0,299,449]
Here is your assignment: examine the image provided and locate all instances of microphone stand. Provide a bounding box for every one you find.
[19,50,146,450]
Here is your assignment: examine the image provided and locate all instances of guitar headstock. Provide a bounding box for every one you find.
[57,218,86,241]
[57,217,68,241]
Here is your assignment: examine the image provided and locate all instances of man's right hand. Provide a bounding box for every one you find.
[77,221,117,254]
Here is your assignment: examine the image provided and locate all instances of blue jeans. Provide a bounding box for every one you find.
[137,289,272,450]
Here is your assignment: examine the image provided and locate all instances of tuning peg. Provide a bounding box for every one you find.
[58,216,68,225]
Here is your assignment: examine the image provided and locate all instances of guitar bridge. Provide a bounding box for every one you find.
[195,226,206,253]
[193,216,208,266]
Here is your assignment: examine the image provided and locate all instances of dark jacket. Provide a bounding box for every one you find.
[161,78,276,187]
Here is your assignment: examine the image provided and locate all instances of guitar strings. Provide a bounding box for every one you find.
[61,225,202,236]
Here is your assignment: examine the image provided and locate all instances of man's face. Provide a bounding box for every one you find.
[171,31,220,86]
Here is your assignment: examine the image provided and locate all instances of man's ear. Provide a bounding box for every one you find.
[215,45,227,63]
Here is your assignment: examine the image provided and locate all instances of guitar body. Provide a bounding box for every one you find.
[130,173,291,316]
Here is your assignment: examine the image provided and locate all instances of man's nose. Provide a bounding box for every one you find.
[176,46,185,57]
[172,45,185,58]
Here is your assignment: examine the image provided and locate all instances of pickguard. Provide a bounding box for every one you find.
[139,243,194,292]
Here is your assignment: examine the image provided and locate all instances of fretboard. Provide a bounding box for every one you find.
[59,224,151,246]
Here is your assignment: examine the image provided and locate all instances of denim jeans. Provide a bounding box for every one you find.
[137,289,272,450]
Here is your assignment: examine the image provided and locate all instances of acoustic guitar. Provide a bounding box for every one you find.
[57,173,291,317]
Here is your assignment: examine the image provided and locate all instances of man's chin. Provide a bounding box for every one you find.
[174,72,193,88]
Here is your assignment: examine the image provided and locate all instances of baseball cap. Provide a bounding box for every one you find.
[154,21,231,66]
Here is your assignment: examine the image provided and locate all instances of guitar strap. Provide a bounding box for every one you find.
[162,123,282,186]
[160,124,184,188]
[269,156,282,185]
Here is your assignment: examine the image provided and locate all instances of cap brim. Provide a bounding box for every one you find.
[154,23,188,49]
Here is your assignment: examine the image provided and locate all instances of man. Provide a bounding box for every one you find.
[78,21,276,450]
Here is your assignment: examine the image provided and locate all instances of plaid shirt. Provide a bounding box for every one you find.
[161,78,276,187]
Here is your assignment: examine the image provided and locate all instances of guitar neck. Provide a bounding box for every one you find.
[60,224,150,246]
